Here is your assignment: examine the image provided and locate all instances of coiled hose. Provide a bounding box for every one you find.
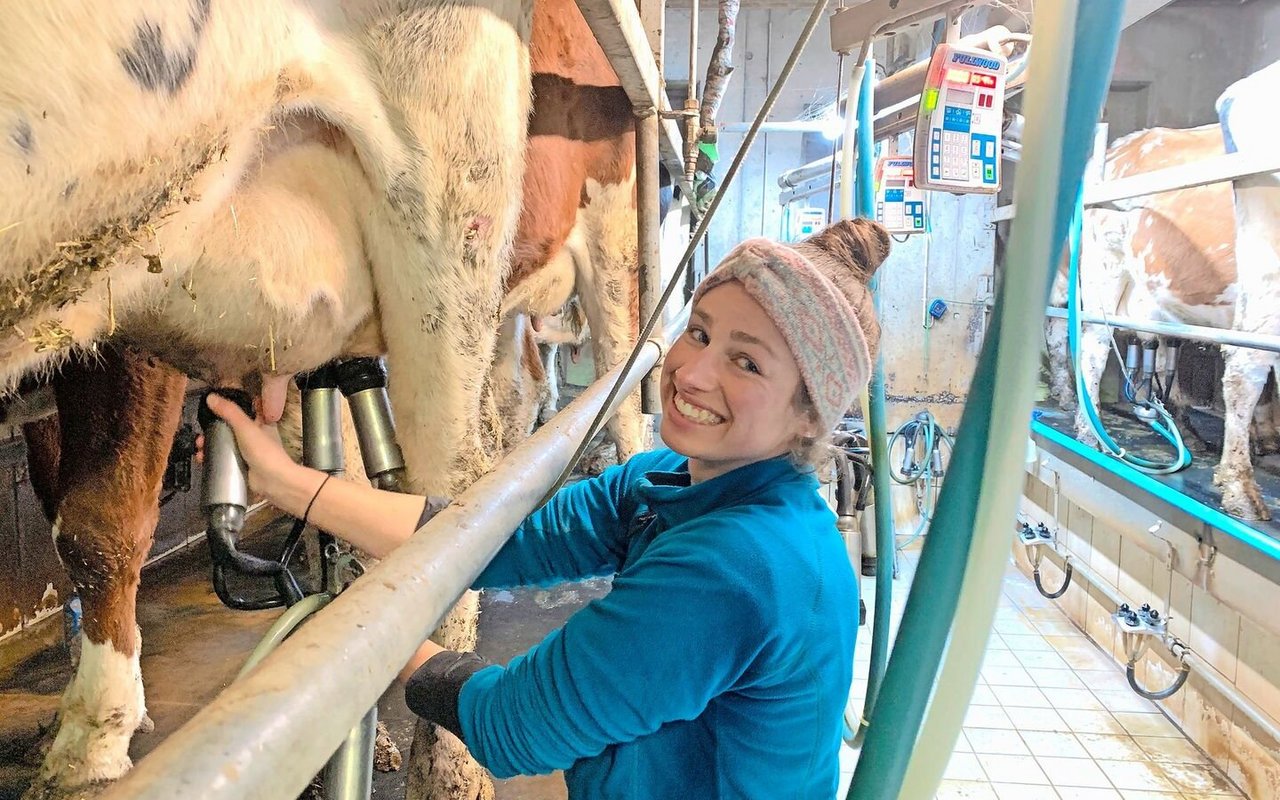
[886,410,953,551]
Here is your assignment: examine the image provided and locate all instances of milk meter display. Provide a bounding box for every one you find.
[786,206,827,242]
[874,156,927,234]
[913,44,1007,193]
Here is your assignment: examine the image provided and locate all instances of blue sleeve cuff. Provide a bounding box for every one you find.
[457,664,530,778]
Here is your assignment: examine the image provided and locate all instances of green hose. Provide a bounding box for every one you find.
[237,593,334,680]
[847,4,1124,798]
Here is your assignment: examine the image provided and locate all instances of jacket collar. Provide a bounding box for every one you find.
[634,453,810,527]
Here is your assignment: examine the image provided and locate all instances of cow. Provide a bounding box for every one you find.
[16,347,187,799]
[3,1,535,798]
[492,267,588,451]
[488,0,649,465]
[1044,110,1280,521]
[1213,59,1280,524]
[1045,124,1236,439]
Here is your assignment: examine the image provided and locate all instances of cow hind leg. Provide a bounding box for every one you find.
[539,342,561,425]
[576,181,648,469]
[1072,323,1113,447]
[1250,370,1280,455]
[1161,362,1214,456]
[24,348,186,799]
[1215,347,1275,520]
[1043,317,1077,413]
[361,8,531,799]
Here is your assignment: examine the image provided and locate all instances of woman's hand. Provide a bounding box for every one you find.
[203,393,307,511]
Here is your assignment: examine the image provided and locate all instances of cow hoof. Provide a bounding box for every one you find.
[1220,483,1272,522]
[135,714,155,735]
[374,720,402,772]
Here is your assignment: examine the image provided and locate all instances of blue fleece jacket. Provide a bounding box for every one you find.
[458,448,858,799]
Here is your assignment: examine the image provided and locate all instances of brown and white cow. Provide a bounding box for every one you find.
[1045,116,1279,521]
[1046,124,1236,428]
[489,0,649,463]
[17,347,186,798]
[1213,59,1280,523]
[3,1,534,797]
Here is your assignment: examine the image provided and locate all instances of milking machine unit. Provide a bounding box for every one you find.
[887,410,952,555]
[831,416,872,742]
[1121,337,1182,418]
[200,356,405,799]
[197,356,406,611]
[334,358,409,493]
[832,416,873,620]
[198,388,305,610]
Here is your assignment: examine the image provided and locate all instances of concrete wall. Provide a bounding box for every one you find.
[1108,2,1280,137]
[1244,1,1280,76]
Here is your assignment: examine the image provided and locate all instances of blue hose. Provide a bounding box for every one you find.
[1066,191,1191,474]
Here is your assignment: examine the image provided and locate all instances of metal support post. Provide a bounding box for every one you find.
[638,0,665,413]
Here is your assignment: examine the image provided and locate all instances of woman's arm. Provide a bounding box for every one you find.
[205,393,431,558]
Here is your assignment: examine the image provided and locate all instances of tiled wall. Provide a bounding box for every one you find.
[1020,461,1280,799]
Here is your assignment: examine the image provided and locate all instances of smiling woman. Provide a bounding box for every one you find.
[205,216,892,800]
[661,282,815,482]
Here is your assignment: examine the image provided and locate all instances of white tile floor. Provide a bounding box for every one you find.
[833,549,1244,799]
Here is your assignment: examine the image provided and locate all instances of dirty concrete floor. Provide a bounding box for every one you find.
[0,513,603,800]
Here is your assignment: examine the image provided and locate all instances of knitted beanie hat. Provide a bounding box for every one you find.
[691,218,891,435]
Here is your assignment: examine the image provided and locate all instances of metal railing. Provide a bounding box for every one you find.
[1001,150,1280,224]
[1044,308,1280,353]
[99,304,691,800]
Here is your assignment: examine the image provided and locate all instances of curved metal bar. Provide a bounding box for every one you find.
[1033,560,1072,599]
[1126,658,1190,701]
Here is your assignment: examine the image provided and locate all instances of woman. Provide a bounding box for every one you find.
[205,217,891,798]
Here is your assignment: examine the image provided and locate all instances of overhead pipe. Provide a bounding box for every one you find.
[778,25,1023,190]
[683,0,700,187]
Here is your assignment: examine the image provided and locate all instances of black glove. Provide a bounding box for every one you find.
[404,651,494,741]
